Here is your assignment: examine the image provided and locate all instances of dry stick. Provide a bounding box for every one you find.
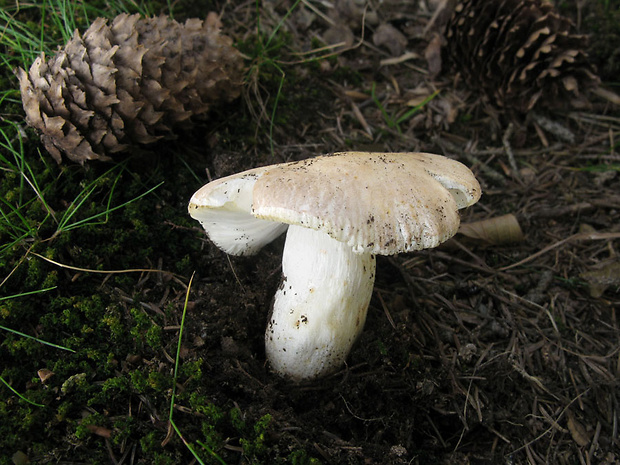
[280,1,368,64]
[502,289,559,334]
[524,202,595,220]
[449,237,490,269]
[461,151,506,185]
[0,243,35,288]
[433,136,506,184]
[226,254,246,294]
[425,414,448,448]
[499,232,620,271]
[432,250,521,284]
[351,102,373,137]
[375,290,396,329]
[588,421,603,462]
[423,0,450,36]
[454,362,482,452]
[531,112,576,143]
[32,251,182,278]
[300,0,335,26]
[502,122,523,184]
[509,388,591,458]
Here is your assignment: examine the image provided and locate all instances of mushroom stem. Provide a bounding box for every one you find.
[265,225,376,381]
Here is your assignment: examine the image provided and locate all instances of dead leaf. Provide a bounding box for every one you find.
[37,368,54,384]
[458,214,524,245]
[405,84,435,107]
[85,424,113,438]
[373,23,407,56]
[581,260,620,298]
[566,410,591,447]
[380,51,420,67]
[592,86,620,105]
[323,25,355,50]
[424,32,443,75]
[12,451,30,465]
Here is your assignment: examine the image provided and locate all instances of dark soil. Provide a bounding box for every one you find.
[1,1,619,464]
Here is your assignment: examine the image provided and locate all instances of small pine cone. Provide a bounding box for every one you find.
[445,0,600,114]
[17,13,244,164]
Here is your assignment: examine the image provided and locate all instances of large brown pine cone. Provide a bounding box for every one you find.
[444,0,600,114]
[17,13,244,164]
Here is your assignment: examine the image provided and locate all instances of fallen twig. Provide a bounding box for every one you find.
[499,232,620,271]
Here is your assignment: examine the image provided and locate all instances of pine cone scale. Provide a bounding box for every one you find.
[445,0,600,114]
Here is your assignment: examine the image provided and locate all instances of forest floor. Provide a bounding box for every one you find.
[1,1,619,464]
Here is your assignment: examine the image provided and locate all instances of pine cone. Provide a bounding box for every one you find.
[17,13,244,164]
[445,0,600,114]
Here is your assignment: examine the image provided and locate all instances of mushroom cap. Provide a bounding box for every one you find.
[189,152,481,255]
[253,152,480,254]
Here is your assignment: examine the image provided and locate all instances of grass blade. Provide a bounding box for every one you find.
[167,273,228,464]
[0,376,45,407]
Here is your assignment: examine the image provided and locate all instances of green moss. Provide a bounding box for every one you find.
[199,422,224,454]
[2,333,42,356]
[150,453,178,465]
[61,372,88,395]
[24,252,48,287]
[55,400,76,423]
[112,416,136,445]
[147,370,170,391]
[75,412,106,440]
[175,254,193,276]
[179,358,203,382]
[102,306,124,340]
[130,369,149,393]
[140,430,162,454]
[229,405,246,431]
[287,450,323,465]
[145,324,163,349]
[239,413,272,460]
[189,393,224,419]
[130,307,164,350]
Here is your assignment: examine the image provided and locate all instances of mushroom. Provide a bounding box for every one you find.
[188,152,481,381]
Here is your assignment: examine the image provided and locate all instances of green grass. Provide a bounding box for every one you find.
[240,0,357,158]
[0,286,68,408]
[0,123,163,247]
[575,163,620,172]
[370,81,440,133]
[242,0,302,157]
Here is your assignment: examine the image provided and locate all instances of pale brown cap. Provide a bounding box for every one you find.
[251,152,481,254]
[189,152,481,256]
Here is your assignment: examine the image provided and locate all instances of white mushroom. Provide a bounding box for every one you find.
[188,152,481,381]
